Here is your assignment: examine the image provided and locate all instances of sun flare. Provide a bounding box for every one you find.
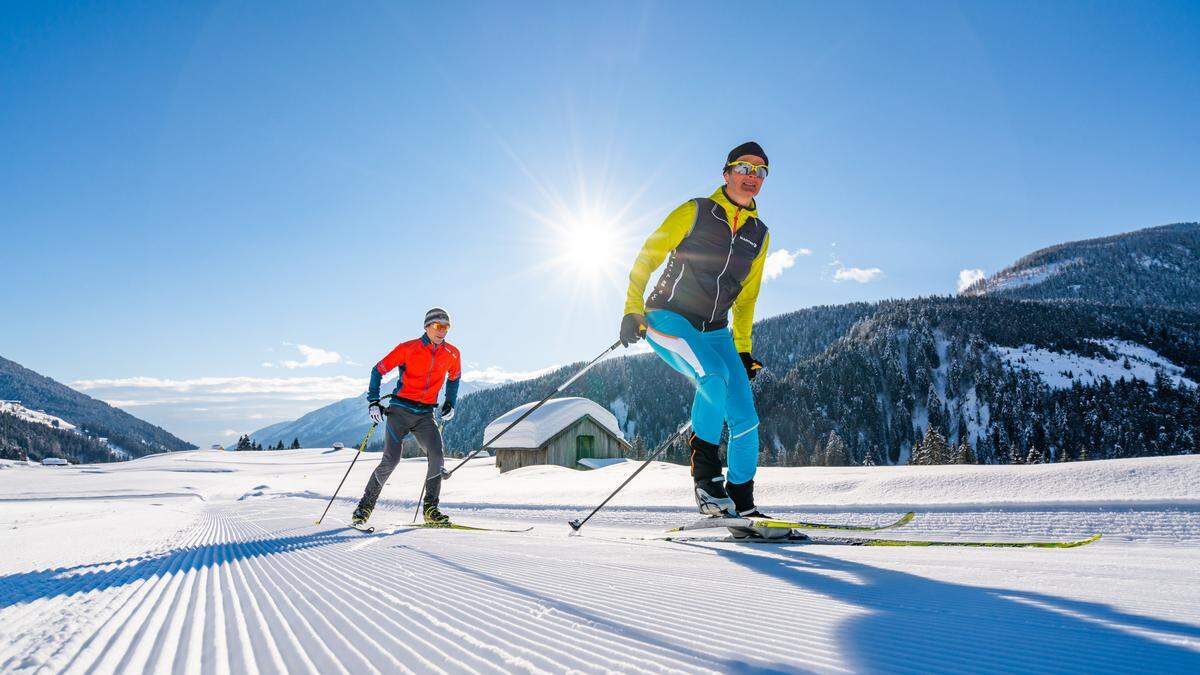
[560,213,620,276]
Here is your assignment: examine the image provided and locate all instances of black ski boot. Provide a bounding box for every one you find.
[351,505,372,527]
[690,434,736,516]
[423,502,451,527]
[725,479,803,540]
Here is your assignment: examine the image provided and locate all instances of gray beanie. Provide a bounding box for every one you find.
[424,307,451,327]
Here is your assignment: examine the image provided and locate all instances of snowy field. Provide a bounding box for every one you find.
[2,449,1199,674]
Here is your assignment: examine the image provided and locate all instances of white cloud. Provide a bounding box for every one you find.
[278,344,343,369]
[222,429,241,437]
[462,364,562,385]
[261,362,274,368]
[763,248,812,282]
[833,266,884,283]
[72,375,364,400]
[957,268,986,293]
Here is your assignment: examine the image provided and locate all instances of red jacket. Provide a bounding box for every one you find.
[370,336,462,406]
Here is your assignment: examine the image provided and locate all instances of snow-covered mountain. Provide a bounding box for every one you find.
[249,379,492,449]
[0,400,76,432]
[961,222,1200,311]
[0,354,195,462]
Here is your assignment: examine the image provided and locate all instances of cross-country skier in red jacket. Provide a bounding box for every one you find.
[351,307,462,527]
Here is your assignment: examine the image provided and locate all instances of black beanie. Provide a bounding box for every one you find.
[725,141,768,170]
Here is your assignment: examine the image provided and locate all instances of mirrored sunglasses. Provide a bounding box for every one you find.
[727,161,768,179]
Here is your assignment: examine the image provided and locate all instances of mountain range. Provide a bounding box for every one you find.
[249,379,492,450]
[436,222,1199,466]
[255,222,1199,466]
[961,222,1200,311]
[0,355,196,462]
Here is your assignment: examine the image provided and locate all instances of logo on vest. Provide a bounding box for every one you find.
[737,235,759,248]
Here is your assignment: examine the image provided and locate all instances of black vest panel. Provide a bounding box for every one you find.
[646,197,768,331]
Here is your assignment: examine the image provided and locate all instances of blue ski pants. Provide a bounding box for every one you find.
[645,309,760,485]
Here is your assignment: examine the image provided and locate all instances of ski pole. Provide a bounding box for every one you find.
[437,340,622,481]
[568,420,692,533]
[315,421,379,525]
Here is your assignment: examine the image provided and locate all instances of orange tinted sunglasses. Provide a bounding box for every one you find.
[429,322,451,331]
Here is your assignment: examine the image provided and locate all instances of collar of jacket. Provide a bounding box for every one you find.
[418,334,439,349]
[712,187,758,224]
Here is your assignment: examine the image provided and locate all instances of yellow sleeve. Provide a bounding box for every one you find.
[731,231,769,353]
[623,200,697,315]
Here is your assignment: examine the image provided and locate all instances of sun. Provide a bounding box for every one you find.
[560,212,619,276]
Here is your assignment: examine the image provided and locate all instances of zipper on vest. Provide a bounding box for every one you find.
[710,209,739,323]
[667,262,685,302]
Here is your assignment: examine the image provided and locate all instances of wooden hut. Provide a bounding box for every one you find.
[488,397,631,473]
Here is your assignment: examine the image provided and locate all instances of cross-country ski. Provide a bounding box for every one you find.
[650,533,1104,548]
[667,510,917,533]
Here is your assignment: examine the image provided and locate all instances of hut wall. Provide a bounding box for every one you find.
[495,448,548,473]
[494,415,631,473]
[543,418,625,468]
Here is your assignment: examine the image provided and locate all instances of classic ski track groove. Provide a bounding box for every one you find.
[438,544,850,667]
[3,501,1199,674]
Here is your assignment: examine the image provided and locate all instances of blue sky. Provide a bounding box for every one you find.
[3,1,1199,446]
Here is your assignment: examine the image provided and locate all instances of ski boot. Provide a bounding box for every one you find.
[350,505,372,527]
[725,480,802,541]
[694,478,738,517]
[690,434,736,517]
[423,502,451,527]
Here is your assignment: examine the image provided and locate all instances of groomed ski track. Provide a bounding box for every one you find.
[2,450,1199,673]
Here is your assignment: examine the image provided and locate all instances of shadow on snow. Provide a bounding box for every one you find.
[0,526,371,610]
[678,542,1200,673]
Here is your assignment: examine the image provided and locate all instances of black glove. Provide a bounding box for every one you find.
[620,313,647,347]
[439,401,455,422]
[739,353,763,380]
[368,400,384,424]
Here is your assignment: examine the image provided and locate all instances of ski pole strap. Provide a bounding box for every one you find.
[441,340,621,479]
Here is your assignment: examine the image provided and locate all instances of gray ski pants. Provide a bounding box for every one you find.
[357,405,444,513]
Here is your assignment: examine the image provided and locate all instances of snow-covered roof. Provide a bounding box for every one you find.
[484,397,625,449]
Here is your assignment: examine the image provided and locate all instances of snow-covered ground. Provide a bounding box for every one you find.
[0,401,76,431]
[2,449,1199,673]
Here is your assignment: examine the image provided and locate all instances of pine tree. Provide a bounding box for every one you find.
[824,430,850,466]
[1008,445,1023,464]
[908,435,926,466]
[922,427,950,465]
[926,387,944,436]
[1026,446,1041,464]
[291,437,301,449]
[955,415,969,447]
[957,442,976,464]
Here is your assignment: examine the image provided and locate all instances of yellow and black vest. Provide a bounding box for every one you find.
[646,197,769,332]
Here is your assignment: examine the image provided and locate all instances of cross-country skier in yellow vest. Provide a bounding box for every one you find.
[620,141,785,539]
